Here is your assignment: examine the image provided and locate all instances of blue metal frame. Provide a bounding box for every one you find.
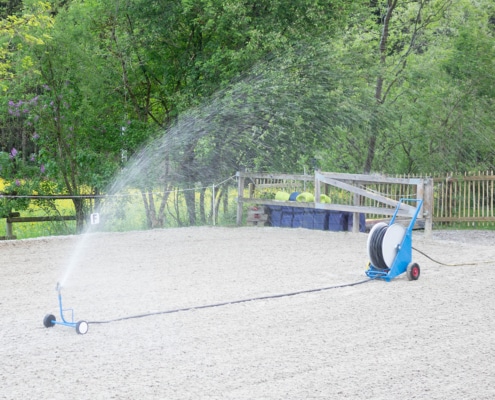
[366,198,423,281]
[49,288,78,329]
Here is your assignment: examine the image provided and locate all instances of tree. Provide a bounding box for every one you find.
[0,1,53,91]
[0,1,54,217]
[91,0,361,226]
[354,0,454,173]
[5,0,494,235]
[1,0,126,230]
[394,0,495,173]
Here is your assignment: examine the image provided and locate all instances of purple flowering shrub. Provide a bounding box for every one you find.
[0,144,46,218]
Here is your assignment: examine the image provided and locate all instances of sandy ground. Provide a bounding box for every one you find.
[1,226,495,399]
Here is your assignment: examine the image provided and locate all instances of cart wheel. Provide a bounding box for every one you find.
[406,263,420,281]
[76,320,89,335]
[43,314,56,328]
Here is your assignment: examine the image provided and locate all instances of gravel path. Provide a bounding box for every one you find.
[1,227,494,399]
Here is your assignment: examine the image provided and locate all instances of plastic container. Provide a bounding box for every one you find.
[289,192,300,201]
[267,206,283,227]
[291,207,304,228]
[301,208,328,230]
[280,206,293,227]
[327,211,345,231]
[301,208,314,229]
[313,210,328,230]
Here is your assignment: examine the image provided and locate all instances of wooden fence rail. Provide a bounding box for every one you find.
[3,171,495,239]
[0,195,99,240]
[237,171,434,235]
[237,170,495,230]
[432,171,495,223]
[370,171,495,224]
[5,215,76,239]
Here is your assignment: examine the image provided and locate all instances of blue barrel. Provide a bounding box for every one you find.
[327,211,345,231]
[280,206,293,227]
[301,208,327,230]
[301,208,314,229]
[291,207,304,228]
[268,206,283,227]
[313,210,328,230]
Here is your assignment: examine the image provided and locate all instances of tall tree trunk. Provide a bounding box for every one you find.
[364,0,398,173]
[184,189,196,226]
[181,140,198,226]
[364,0,452,172]
[73,197,85,233]
[199,188,206,224]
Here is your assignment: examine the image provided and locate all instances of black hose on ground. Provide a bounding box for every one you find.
[88,278,373,325]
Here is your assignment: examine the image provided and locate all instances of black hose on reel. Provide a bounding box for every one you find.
[368,224,390,270]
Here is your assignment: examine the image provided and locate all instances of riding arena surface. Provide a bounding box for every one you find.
[1,226,494,399]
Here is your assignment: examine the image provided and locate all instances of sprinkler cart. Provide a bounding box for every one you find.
[43,283,89,335]
[366,198,423,282]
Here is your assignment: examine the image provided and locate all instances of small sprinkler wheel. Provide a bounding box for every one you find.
[366,198,423,282]
[76,320,89,335]
[43,314,56,328]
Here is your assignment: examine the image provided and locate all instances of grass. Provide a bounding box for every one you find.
[0,183,241,239]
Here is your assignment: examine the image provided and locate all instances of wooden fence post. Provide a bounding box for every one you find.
[352,193,360,233]
[424,178,434,238]
[236,172,245,226]
[314,170,321,202]
[6,219,13,239]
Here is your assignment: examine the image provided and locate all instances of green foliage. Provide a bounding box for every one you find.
[386,0,495,173]
[1,0,495,234]
[443,28,495,98]
[0,1,53,91]
[0,145,47,216]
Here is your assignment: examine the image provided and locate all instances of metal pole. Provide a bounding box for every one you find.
[212,184,216,226]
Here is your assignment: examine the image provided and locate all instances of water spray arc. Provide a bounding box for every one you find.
[43,283,89,335]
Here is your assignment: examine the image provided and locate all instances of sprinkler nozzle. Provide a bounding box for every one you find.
[55,282,62,292]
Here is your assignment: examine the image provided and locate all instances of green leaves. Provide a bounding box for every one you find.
[1,0,495,222]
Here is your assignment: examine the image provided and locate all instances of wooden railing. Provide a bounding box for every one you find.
[236,171,434,235]
[1,194,98,239]
[355,171,495,224]
[432,171,495,223]
[238,170,495,228]
[5,214,76,239]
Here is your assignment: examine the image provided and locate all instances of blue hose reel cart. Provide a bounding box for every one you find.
[366,198,423,282]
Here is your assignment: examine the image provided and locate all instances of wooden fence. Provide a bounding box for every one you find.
[432,171,495,224]
[237,170,495,229]
[3,171,494,239]
[1,195,97,239]
[236,171,434,235]
[363,171,495,225]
